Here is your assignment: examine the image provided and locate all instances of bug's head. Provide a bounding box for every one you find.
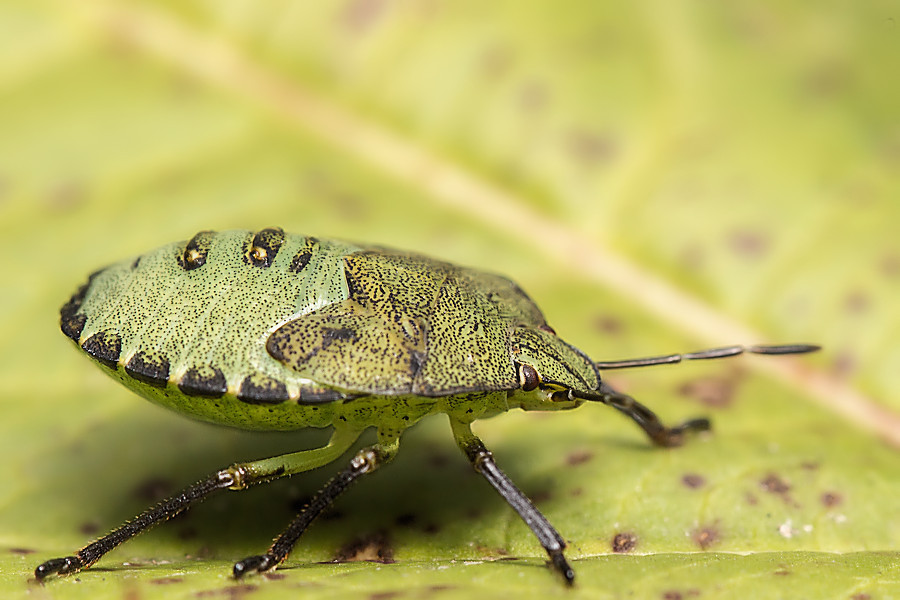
[510,325,600,409]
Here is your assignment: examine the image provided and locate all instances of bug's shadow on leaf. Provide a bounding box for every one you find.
[38,410,563,564]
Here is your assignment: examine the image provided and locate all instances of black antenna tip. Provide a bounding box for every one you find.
[748,344,821,356]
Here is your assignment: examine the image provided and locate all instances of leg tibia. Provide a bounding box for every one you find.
[233,442,396,578]
[449,419,575,585]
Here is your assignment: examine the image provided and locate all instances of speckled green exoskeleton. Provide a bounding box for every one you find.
[35,228,818,585]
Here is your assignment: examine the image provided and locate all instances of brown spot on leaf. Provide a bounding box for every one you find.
[662,592,682,600]
[566,450,594,466]
[133,477,174,502]
[368,592,401,600]
[821,492,843,508]
[851,594,872,600]
[692,526,720,550]
[745,492,759,506]
[333,532,394,563]
[566,129,618,167]
[151,577,184,585]
[803,60,851,99]
[773,567,791,576]
[611,532,637,553]
[518,82,549,112]
[593,315,624,335]
[678,374,739,408]
[681,473,705,489]
[48,180,87,210]
[844,291,869,314]
[831,351,858,377]
[880,253,900,279]
[427,585,456,593]
[728,229,769,258]
[9,547,35,555]
[193,584,258,598]
[427,452,451,469]
[263,573,287,581]
[481,45,514,78]
[475,545,509,558]
[395,513,416,527]
[679,243,705,270]
[341,0,388,34]
[423,523,440,535]
[529,489,552,504]
[760,473,791,495]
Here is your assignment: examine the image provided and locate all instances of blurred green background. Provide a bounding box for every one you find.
[0,1,898,598]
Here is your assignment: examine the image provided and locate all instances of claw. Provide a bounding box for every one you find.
[232,554,273,579]
[549,551,575,586]
[35,556,82,580]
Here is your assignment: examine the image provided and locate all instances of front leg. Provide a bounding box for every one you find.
[449,418,575,586]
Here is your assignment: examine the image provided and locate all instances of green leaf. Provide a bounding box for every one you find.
[0,1,897,598]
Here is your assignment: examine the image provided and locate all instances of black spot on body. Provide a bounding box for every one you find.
[81,330,122,368]
[178,365,227,398]
[125,351,170,388]
[60,312,87,342]
[244,227,284,268]
[238,374,289,404]
[290,250,312,273]
[289,237,318,273]
[178,230,216,271]
[59,271,103,341]
[344,266,367,304]
[298,387,345,405]
[323,326,358,343]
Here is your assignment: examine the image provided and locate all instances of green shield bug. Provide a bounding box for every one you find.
[36,228,818,585]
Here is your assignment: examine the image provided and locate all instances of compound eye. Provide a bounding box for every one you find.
[518,363,541,392]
